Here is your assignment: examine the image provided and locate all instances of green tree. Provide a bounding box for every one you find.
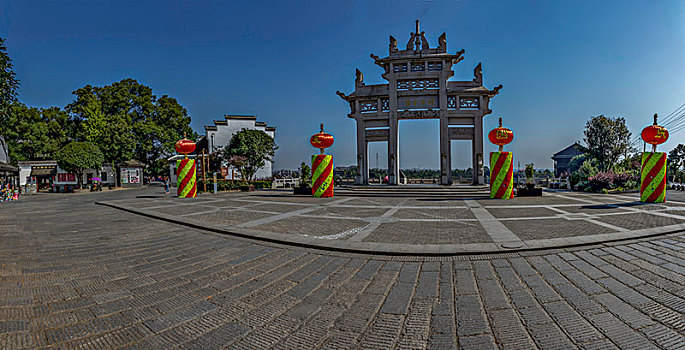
[67,79,196,179]
[3,103,53,162]
[582,115,633,172]
[224,129,277,181]
[668,144,685,182]
[0,37,19,136]
[568,154,589,174]
[55,142,104,187]
[299,161,311,184]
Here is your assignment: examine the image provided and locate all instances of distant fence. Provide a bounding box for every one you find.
[272,178,300,188]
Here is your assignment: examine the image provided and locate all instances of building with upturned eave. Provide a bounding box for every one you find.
[551,143,583,177]
[204,115,276,180]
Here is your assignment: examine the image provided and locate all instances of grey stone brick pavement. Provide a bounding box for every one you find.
[0,187,684,349]
[100,189,685,254]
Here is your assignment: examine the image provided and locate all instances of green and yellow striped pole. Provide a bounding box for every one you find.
[640,152,666,203]
[312,154,333,198]
[490,152,514,199]
[177,159,197,198]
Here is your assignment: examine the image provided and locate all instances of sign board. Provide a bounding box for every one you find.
[365,129,389,142]
[57,173,76,183]
[121,168,140,184]
[398,96,438,110]
[448,127,475,140]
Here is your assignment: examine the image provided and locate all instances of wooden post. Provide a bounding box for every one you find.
[201,149,207,192]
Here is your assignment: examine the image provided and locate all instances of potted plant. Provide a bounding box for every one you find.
[294,162,312,195]
[518,163,542,196]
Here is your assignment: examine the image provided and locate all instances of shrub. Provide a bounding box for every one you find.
[196,179,272,192]
[586,171,639,192]
[588,172,615,192]
[570,172,581,188]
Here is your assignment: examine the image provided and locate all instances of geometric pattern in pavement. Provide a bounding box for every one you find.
[0,188,684,349]
[103,190,685,254]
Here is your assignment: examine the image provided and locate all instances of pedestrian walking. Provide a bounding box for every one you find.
[164,178,170,194]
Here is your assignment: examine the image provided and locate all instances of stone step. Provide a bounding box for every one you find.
[333,185,491,198]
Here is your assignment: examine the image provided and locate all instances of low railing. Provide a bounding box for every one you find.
[272,178,301,188]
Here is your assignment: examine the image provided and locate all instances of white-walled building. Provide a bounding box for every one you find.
[205,115,276,180]
[18,160,116,191]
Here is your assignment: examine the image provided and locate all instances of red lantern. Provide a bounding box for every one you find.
[488,127,514,146]
[175,138,196,156]
[641,125,668,146]
[310,123,334,153]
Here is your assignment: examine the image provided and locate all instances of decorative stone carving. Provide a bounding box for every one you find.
[438,32,446,50]
[355,69,364,86]
[447,96,457,109]
[365,128,389,142]
[449,127,475,140]
[454,49,465,64]
[420,33,429,50]
[360,100,378,113]
[459,96,480,109]
[398,96,438,110]
[397,110,439,119]
[428,62,442,71]
[393,63,408,73]
[473,62,482,85]
[389,35,398,54]
[406,32,416,50]
[370,53,383,68]
[491,84,503,95]
[335,91,349,101]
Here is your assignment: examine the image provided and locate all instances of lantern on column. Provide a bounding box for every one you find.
[310,123,334,198]
[488,118,514,199]
[175,135,197,198]
[640,114,668,203]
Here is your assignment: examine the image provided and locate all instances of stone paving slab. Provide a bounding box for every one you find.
[3,187,684,349]
[99,189,685,255]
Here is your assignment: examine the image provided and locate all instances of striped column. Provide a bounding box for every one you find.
[177,159,197,198]
[490,152,514,199]
[312,154,333,198]
[641,152,666,203]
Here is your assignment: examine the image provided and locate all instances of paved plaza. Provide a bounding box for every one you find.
[1,187,685,349]
[102,190,685,254]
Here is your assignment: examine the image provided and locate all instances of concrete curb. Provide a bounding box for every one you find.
[96,200,685,256]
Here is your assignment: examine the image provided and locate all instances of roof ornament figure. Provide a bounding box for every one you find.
[438,32,446,50]
[406,32,416,50]
[473,63,483,85]
[389,35,398,53]
[355,69,364,86]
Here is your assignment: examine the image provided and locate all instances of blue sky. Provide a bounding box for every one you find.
[2,0,685,170]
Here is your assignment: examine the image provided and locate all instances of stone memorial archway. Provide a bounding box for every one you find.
[337,21,502,185]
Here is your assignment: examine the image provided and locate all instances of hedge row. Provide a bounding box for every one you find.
[196,179,272,192]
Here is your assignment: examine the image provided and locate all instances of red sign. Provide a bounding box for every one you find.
[221,167,228,177]
[57,173,76,182]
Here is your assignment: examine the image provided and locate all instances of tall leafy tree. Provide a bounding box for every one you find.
[67,79,196,177]
[55,142,104,187]
[668,144,685,182]
[3,103,53,162]
[3,103,77,163]
[136,95,195,175]
[224,129,277,181]
[0,37,19,136]
[582,115,633,172]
